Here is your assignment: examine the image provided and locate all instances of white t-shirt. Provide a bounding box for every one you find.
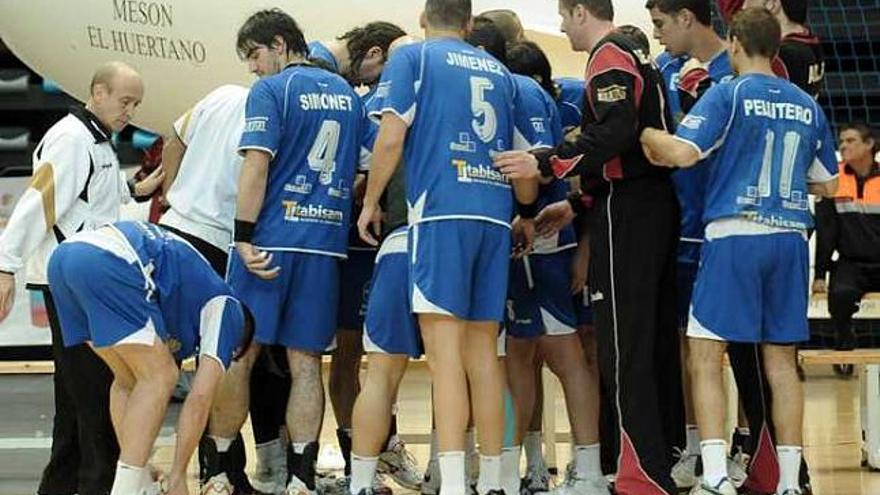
[161,84,249,250]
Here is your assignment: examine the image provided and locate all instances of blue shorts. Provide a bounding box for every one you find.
[49,241,165,349]
[227,250,338,353]
[506,252,578,339]
[410,220,510,322]
[337,249,376,331]
[363,228,422,358]
[688,232,809,344]
[676,261,699,331]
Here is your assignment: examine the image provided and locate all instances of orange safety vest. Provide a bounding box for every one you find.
[833,161,880,215]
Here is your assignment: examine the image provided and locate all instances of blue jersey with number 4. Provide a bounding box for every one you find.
[373,38,520,227]
[239,64,364,257]
[675,73,837,230]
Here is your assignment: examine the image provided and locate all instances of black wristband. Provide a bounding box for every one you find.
[234,220,256,243]
[517,200,539,220]
[127,178,137,196]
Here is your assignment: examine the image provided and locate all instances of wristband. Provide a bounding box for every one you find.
[234,220,256,243]
[517,200,539,220]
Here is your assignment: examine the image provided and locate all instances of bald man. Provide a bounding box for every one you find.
[0,61,163,495]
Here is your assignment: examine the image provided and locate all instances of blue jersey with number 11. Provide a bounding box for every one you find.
[239,64,364,257]
[374,38,519,227]
[675,74,837,230]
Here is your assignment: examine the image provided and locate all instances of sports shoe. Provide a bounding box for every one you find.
[315,473,392,495]
[688,477,737,495]
[378,437,422,490]
[254,440,288,495]
[780,489,803,495]
[726,456,747,488]
[286,475,317,495]
[520,463,551,495]
[670,449,699,490]
[547,474,611,495]
[421,460,441,495]
[201,473,235,495]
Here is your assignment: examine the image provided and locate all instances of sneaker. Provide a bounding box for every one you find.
[670,449,699,490]
[201,473,236,495]
[547,475,611,495]
[421,460,440,495]
[688,478,737,495]
[253,441,288,495]
[378,438,422,490]
[521,464,551,495]
[316,473,393,495]
[780,489,804,495]
[726,457,747,488]
[286,475,317,495]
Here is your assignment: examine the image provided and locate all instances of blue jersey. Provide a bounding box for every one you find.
[113,221,245,366]
[662,51,734,263]
[239,64,364,257]
[374,38,521,227]
[512,74,576,253]
[676,74,838,230]
[554,77,584,132]
[308,41,339,73]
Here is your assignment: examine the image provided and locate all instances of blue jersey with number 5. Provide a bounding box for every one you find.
[675,74,837,230]
[373,39,519,227]
[239,64,364,256]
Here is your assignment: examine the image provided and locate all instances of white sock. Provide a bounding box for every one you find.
[776,445,802,493]
[524,431,544,470]
[211,435,234,453]
[686,425,701,456]
[476,454,501,494]
[573,444,603,481]
[501,446,522,495]
[700,439,729,487]
[439,451,467,495]
[292,441,308,454]
[110,461,148,495]
[430,430,439,462]
[350,454,379,495]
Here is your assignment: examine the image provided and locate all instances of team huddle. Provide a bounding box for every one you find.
[0,1,841,495]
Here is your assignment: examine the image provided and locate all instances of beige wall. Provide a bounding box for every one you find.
[0,0,655,134]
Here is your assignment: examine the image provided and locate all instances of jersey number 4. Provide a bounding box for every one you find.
[308,120,341,185]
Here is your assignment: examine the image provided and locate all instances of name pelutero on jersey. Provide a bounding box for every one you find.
[452,159,510,187]
[446,52,504,76]
[281,201,344,225]
[743,99,813,125]
[299,93,355,112]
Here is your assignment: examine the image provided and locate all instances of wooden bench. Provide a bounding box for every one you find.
[808,292,880,320]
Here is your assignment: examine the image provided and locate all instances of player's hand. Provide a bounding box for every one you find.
[512,217,535,259]
[494,151,541,180]
[134,165,166,197]
[235,242,280,280]
[0,272,15,323]
[812,279,827,294]
[535,200,575,237]
[571,240,590,294]
[357,202,383,247]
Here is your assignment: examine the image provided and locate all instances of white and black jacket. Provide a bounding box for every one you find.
[0,107,132,287]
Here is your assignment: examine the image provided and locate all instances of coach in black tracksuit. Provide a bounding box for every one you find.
[495,2,684,493]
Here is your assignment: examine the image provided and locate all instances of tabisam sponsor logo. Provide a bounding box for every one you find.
[282,201,344,225]
[596,84,627,103]
[451,159,510,188]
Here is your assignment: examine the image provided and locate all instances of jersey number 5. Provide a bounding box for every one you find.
[308,120,341,185]
[471,76,497,143]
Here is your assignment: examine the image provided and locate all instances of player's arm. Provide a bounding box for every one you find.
[166,357,225,493]
[359,112,406,245]
[160,133,186,196]
[640,128,701,167]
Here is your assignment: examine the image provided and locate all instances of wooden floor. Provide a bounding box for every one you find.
[140,363,880,495]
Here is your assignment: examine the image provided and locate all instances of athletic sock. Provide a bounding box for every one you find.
[476,454,501,494]
[524,430,545,471]
[573,444,603,481]
[686,425,701,457]
[501,446,521,495]
[350,454,379,495]
[700,439,729,487]
[439,451,467,495]
[777,445,803,494]
[110,461,148,495]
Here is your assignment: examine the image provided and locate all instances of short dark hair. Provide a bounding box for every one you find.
[425,0,471,30]
[644,0,712,26]
[780,0,808,25]
[507,41,555,97]
[840,122,879,154]
[617,25,651,55]
[340,21,406,75]
[467,16,507,65]
[237,9,308,59]
[478,9,524,43]
[559,0,614,22]
[729,7,781,59]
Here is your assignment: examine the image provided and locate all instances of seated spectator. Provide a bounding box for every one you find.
[814,122,880,349]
